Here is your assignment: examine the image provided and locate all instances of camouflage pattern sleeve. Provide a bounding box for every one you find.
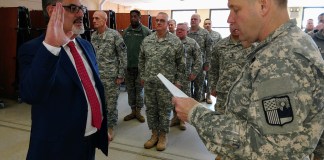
[209,44,220,90]
[210,30,222,44]
[138,38,146,81]
[187,20,324,159]
[188,105,246,159]
[189,50,324,159]
[191,41,203,77]
[314,133,324,159]
[175,42,186,85]
[114,31,127,78]
[204,33,213,68]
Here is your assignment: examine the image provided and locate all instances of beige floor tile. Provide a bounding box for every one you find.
[0,92,217,160]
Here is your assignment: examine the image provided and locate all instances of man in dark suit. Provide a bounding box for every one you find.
[18,0,109,159]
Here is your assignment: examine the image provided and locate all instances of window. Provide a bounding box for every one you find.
[171,10,196,27]
[302,7,324,29]
[210,9,230,38]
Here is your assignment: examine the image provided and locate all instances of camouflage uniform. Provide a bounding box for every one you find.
[312,29,324,59]
[139,32,185,133]
[311,29,324,160]
[181,36,203,96]
[209,30,222,44]
[91,27,127,128]
[314,134,324,159]
[123,24,151,110]
[188,26,213,101]
[188,19,324,159]
[209,36,250,114]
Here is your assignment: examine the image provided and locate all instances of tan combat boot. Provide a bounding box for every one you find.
[135,107,145,123]
[108,127,114,140]
[144,130,159,149]
[124,108,136,121]
[179,120,186,130]
[206,93,212,104]
[156,132,168,151]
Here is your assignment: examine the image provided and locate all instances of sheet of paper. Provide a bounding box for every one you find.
[157,73,188,98]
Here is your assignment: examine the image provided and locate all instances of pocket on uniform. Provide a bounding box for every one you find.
[205,117,246,157]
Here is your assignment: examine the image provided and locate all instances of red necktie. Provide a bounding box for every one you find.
[67,41,102,129]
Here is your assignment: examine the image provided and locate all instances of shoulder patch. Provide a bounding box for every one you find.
[119,42,127,50]
[262,95,293,126]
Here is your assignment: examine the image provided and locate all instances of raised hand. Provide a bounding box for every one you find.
[44,3,73,47]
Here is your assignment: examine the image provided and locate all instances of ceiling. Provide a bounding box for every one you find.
[108,0,324,10]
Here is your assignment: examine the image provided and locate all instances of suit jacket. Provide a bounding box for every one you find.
[18,35,108,160]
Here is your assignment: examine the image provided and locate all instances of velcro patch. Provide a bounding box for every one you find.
[262,96,293,126]
[119,42,127,50]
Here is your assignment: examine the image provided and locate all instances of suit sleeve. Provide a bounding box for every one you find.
[18,42,59,104]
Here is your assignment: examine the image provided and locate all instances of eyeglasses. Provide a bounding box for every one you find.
[53,4,87,13]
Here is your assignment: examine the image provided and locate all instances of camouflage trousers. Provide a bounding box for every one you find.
[102,77,120,128]
[314,133,324,159]
[125,68,143,109]
[192,71,205,101]
[182,79,192,96]
[214,92,227,114]
[174,80,191,112]
[144,80,173,133]
[205,70,211,95]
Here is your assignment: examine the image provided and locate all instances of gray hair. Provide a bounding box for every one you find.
[157,12,169,21]
[168,19,176,25]
[177,23,189,31]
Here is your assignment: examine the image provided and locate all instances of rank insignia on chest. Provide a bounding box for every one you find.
[262,96,293,126]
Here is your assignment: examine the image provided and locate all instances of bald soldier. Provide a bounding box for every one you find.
[173,0,324,159]
[91,11,127,140]
[188,13,213,104]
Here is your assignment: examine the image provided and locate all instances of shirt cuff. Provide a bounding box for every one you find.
[43,41,61,56]
[188,103,201,124]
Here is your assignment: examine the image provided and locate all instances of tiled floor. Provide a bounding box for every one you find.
[0,92,217,160]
